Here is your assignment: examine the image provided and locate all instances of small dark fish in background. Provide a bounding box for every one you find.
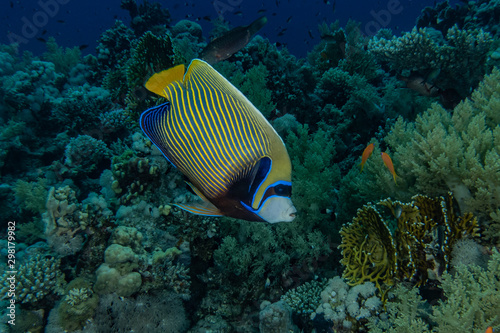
[57,20,65,23]
[277,28,287,36]
[286,16,292,23]
[258,9,266,14]
[79,44,89,50]
[308,30,314,39]
[36,37,46,43]
[200,16,268,65]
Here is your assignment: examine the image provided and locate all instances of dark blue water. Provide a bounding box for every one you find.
[1,0,461,58]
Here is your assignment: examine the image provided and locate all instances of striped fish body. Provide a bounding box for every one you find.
[140,59,296,223]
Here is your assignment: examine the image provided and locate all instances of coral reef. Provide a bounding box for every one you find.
[385,67,500,243]
[339,193,480,297]
[417,0,500,39]
[259,300,296,333]
[367,249,500,332]
[285,124,340,225]
[313,276,383,331]
[0,254,65,306]
[83,291,188,332]
[57,278,99,331]
[1,3,499,332]
[13,178,48,213]
[281,279,327,316]
[51,84,115,135]
[42,37,81,75]
[369,26,493,96]
[64,135,110,177]
[125,31,182,117]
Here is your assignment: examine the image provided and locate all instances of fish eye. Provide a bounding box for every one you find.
[274,184,291,196]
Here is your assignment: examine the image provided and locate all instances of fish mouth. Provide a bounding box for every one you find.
[287,205,297,220]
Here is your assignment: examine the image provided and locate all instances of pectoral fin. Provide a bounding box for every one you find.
[174,202,223,216]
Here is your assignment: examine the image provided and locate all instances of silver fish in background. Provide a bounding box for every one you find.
[200,16,268,65]
[140,59,296,223]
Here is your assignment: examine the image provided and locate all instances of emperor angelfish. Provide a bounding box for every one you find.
[140,59,296,223]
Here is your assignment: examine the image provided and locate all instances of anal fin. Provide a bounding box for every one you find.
[174,181,224,216]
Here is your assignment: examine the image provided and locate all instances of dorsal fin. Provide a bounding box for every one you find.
[145,64,185,97]
[183,59,255,109]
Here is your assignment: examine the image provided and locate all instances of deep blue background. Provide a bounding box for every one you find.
[1,0,461,59]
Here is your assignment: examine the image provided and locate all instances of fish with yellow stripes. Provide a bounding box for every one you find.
[140,59,296,223]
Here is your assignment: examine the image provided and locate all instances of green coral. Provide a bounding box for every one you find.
[431,249,500,332]
[366,284,431,333]
[14,178,48,213]
[43,37,81,75]
[314,67,383,134]
[125,31,183,118]
[0,120,26,141]
[385,67,500,241]
[213,220,331,302]
[16,219,45,244]
[214,62,276,119]
[367,249,500,332]
[286,124,340,224]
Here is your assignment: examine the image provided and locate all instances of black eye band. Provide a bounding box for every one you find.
[256,183,292,209]
[274,184,292,197]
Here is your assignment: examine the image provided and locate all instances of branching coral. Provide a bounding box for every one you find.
[368,26,493,96]
[339,193,479,298]
[281,279,327,315]
[0,254,65,305]
[285,124,340,225]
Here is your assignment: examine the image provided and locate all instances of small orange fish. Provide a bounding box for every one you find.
[359,143,375,173]
[486,327,493,333]
[381,152,398,184]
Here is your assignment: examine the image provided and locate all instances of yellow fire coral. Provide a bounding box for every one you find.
[339,193,479,297]
[339,205,396,294]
